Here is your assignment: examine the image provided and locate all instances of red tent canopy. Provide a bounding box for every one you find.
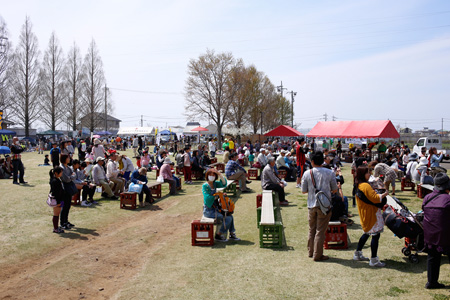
[191,126,208,132]
[264,125,303,137]
[306,120,399,139]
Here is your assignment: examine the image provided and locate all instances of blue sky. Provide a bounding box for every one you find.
[1,0,450,131]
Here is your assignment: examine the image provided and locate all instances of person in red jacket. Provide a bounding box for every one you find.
[295,138,306,188]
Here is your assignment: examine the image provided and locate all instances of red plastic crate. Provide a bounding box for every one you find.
[191,220,214,246]
[278,169,287,179]
[120,192,137,209]
[71,190,81,206]
[247,168,258,180]
[401,177,415,191]
[256,194,262,208]
[324,222,348,249]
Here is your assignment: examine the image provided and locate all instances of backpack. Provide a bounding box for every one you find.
[214,192,235,215]
[310,170,332,215]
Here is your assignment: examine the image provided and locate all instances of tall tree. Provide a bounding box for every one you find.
[39,32,65,130]
[81,39,105,132]
[64,42,83,131]
[227,60,248,143]
[0,16,12,114]
[276,94,292,126]
[185,49,240,145]
[9,16,40,136]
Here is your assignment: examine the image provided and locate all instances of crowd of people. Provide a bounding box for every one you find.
[3,134,449,289]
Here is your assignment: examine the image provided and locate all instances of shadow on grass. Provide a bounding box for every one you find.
[323,256,427,273]
[212,239,255,248]
[58,231,89,240]
[71,227,99,236]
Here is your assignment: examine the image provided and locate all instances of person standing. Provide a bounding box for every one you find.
[182,147,192,184]
[422,173,450,289]
[10,137,27,185]
[353,166,388,267]
[208,138,216,158]
[295,138,306,188]
[49,167,65,233]
[59,154,77,230]
[301,151,338,261]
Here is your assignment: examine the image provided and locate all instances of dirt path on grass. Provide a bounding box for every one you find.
[0,198,197,300]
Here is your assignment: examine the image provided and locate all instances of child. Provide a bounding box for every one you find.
[50,143,60,168]
[44,154,50,165]
[248,150,255,166]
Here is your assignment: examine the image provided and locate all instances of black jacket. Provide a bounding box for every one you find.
[50,177,65,204]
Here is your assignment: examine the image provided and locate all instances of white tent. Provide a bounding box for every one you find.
[117,127,154,135]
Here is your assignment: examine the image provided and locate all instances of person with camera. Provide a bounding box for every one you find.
[301,151,338,261]
[202,169,240,242]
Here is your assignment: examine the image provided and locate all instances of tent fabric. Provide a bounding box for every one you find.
[306,120,400,139]
[37,130,63,135]
[0,129,17,135]
[264,125,303,137]
[117,127,154,135]
[160,130,176,135]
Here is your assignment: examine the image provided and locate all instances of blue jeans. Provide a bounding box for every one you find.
[203,206,235,235]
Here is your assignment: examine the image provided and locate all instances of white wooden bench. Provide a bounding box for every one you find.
[217,180,237,196]
[259,190,283,248]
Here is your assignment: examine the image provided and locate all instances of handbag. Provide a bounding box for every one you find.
[64,181,78,196]
[47,193,58,207]
[310,170,332,215]
[128,182,143,193]
[156,175,164,183]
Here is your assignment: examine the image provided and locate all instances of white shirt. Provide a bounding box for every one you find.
[122,157,135,173]
[106,160,119,179]
[257,153,268,166]
[208,141,216,152]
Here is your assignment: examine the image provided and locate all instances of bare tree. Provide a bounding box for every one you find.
[39,32,66,130]
[185,49,240,145]
[276,94,292,126]
[81,39,106,132]
[247,71,276,134]
[0,16,12,115]
[227,60,248,143]
[64,42,83,131]
[9,16,40,136]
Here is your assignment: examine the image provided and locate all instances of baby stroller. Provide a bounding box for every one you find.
[382,196,424,264]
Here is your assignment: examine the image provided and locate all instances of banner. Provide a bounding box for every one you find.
[0,110,3,128]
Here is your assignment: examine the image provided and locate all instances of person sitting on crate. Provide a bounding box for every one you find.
[130,167,155,207]
[202,168,240,242]
[412,157,434,185]
[106,150,126,196]
[92,157,118,200]
[160,157,177,195]
[225,153,251,193]
[405,152,419,181]
[261,157,289,206]
[422,173,450,290]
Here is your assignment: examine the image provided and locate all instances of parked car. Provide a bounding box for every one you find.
[413,137,448,156]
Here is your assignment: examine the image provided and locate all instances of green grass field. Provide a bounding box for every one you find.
[0,149,449,299]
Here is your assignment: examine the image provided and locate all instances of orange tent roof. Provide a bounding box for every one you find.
[306,120,399,139]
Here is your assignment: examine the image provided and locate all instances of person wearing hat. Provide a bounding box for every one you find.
[276,150,294,181]
[412,157,433,185]
[106,150,126,196]
[91,138,106,161]
[160,157,176,195]
[92,157,117,200]
[405,152,419,180]
[422,173,450,289]
[78,139,87,161]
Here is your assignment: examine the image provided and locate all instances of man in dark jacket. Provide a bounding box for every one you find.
[422,173,450,289]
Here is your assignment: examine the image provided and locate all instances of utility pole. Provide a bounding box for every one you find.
[277,81,288,99]
[323,113,328,122]
[141,115,143,127]
[442,118,444,137]
[104,84,108,131]
[332,115,336,121]
[288,91,297,127]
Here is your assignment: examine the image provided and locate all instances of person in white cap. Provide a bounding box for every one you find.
[160,157,177,195]
[92,157,117,200]
[91,139,106,161]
